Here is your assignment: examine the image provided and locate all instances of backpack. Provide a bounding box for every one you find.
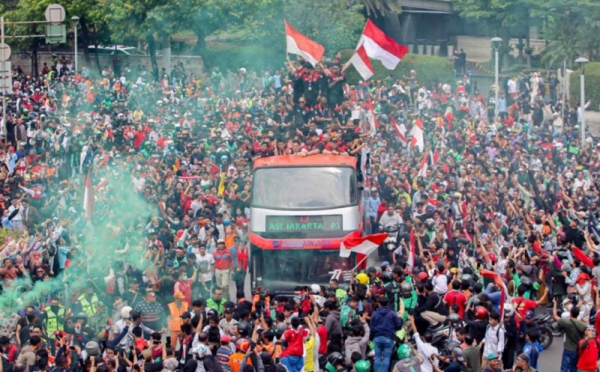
[340,305,354,329]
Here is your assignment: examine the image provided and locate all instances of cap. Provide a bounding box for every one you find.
[371,187,377,192]
[310,284,321,294]
[418,272,428,280]
[224,307,234,314]
[221,335,231,343]
[174,291,185,299]
[487,353,499,360]
[217,238,225,244]
[381,261,390,268]
[452,348,464,362]
[180,311,192,319]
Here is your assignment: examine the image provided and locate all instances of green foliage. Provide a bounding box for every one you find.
[205,42,283,72]
[339,50,453,86]
[228,0,366,57]
[570,63,600,111]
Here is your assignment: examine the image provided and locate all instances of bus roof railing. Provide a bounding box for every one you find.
[253,155,358,169]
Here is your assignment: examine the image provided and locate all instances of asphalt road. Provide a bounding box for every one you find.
[536,306,563,372]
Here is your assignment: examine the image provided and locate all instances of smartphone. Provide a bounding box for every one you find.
[166,336,171,346]
[275,357,280,364]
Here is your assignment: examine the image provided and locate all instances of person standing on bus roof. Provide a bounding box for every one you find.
[367,188,380,234]
[301,131,325,156]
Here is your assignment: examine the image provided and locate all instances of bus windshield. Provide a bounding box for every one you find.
[255,249,353,290]
[251,166,357,210]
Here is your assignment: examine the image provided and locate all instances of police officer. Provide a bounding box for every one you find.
[76,287,100,318]
[41,297,68,350]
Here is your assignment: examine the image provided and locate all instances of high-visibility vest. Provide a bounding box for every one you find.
[78,293,99,317]
[167,302,189,331]
[45,306,65,334]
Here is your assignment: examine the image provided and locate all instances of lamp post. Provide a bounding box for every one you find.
[575,57,589,144]
[71,16,79,73]
[491,37,502,119]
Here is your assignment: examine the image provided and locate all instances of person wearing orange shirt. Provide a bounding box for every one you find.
[167,292,189,348]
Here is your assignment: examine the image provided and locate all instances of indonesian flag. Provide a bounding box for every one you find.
[407,228,416,270]
[340,233,388,258]
[430,149,440,166]
[410,117,424,152]
[355,19,409,70]
[285,20,325,67]
[364,102,378,136]
[392,116,407,146]
[417,152,428,178]
[83,168,94,221]
[573,247,594,268]
[349,45,374,80]
[480,269,512,320]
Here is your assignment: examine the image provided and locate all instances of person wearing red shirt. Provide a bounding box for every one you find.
[280,317,309,372]
[576,327,599,372]
[213,240,233,289]
[512,287,548,325]
[173,268,197,306]
[444,281,468,319]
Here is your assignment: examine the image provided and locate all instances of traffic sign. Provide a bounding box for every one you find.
[45,4,66,25]
[0,43,11,62]
[0,61,12,94]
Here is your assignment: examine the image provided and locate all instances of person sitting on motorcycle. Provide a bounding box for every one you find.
[392,344,425,372]
[379,204,403,230]
[416,282,448,328]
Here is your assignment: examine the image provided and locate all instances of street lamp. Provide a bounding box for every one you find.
[71,16,79,73]
[575,56,589,144]
[491,37,502,119]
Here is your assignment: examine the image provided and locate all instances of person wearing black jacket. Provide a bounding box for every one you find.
[416,282,448,327]
[502,308,519,368]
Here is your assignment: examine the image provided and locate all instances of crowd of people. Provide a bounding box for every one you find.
[0,48,599,372]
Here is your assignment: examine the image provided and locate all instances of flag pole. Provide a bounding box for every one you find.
[351,255,370,272]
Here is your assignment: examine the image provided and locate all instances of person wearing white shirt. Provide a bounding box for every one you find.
[482,313,505,369]
[408,316,438,372]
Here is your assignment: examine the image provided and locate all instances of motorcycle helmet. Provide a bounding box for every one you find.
[237,321,251,337]
[121,306,133,319]
[520,276,532,287]
[503,303,515,317]
[75,313,88,322]
[475,306,489,320]
[354,360,371,372]
[400,282,413,299]
[327,352,344,368]
[380,271,393,283]
[366,267,377,275]
[396,344,412,360]
[381,261,390,269]
[448,313,461,325]
[356,273,369,285]
[235,338,250,352]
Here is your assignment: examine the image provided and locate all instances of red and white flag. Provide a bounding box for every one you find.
[340,233,388,258]
[417,151,429,178]
[285,20,325,67]
[430,149,440,166]
[364,101,379,136]
[349,45,374,81]
[83,168,94,221]
[410,117,424,152]
[355,19,409,70]
[392,116,407,146]
[480,269,512,320]
[407,228,416,270]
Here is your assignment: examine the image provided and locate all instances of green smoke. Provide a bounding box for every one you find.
[0,155,156,314]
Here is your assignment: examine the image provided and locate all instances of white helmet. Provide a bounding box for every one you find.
[192,344,209,359]
[121,306,133,319]
[503,303,514,317]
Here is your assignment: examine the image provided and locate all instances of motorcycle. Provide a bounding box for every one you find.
[531,313,554,349]
[380,224,400,251]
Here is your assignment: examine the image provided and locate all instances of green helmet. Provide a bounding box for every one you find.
[397,344,412,360]
[325,363,337,372]
[354,360,371,372]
